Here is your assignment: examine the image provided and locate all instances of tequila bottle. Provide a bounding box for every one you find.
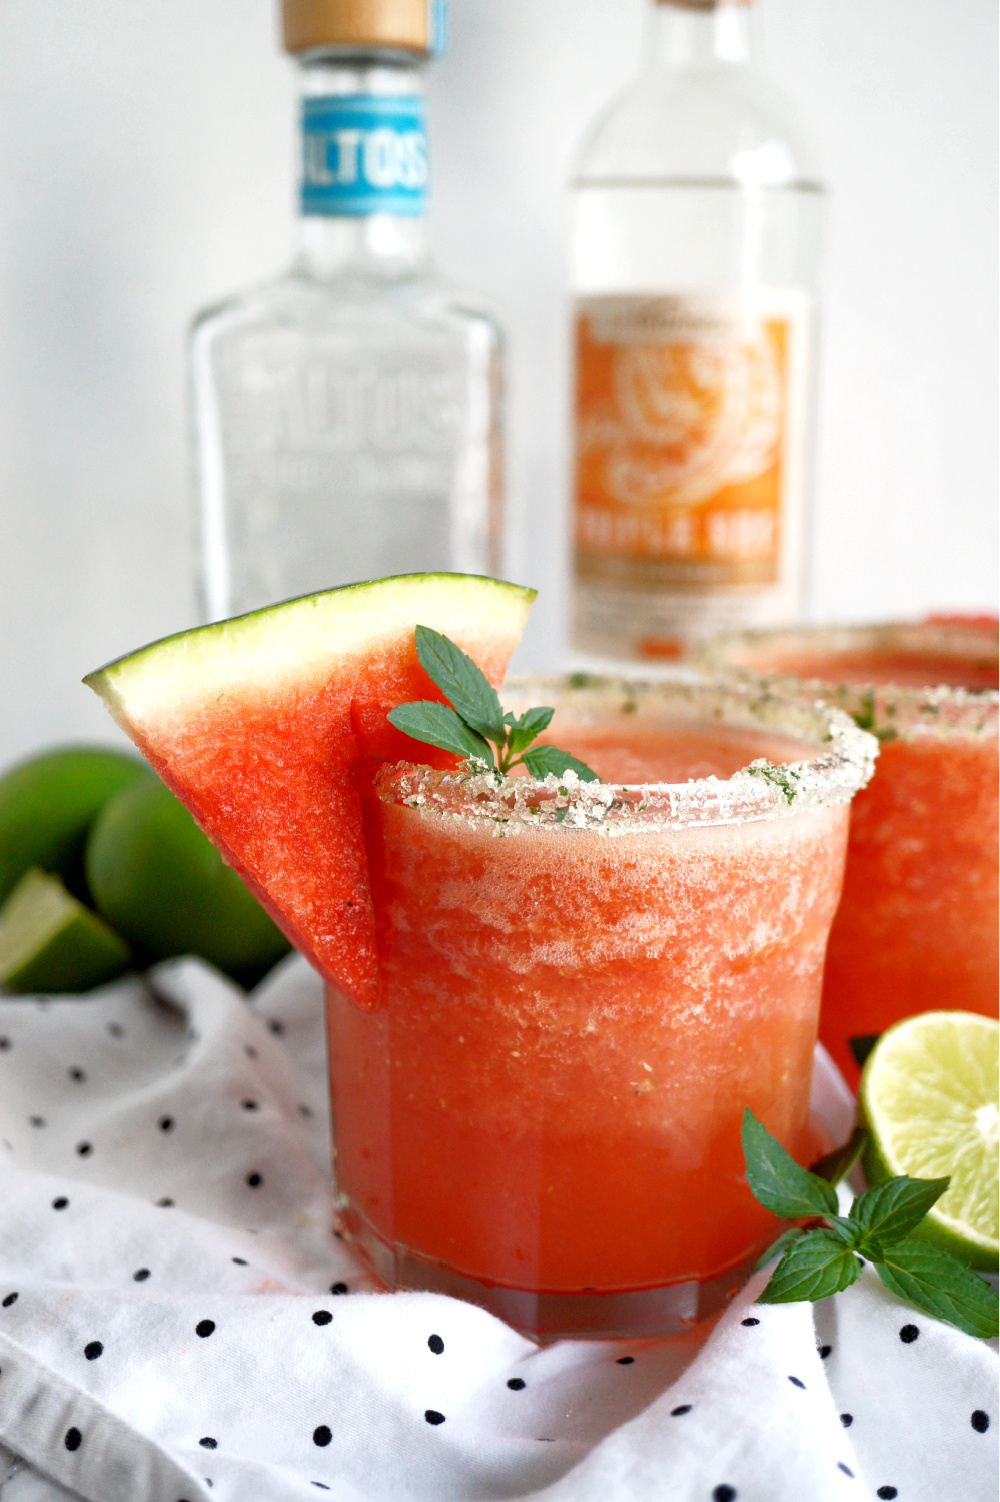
[191,0,503,622]
[569,0,822,665]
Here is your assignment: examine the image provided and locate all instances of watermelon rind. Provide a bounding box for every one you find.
[85,573,534,731]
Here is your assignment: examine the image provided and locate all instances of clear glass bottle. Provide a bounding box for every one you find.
[569,0,822,666]
[191,0,502,623]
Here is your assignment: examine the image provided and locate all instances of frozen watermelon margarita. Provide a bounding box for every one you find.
[699,619,999,1087]
[332,676,874,1335]
[84,575,875,1338]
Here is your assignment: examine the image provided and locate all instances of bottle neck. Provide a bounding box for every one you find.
[294,54,431,278]
[645,0,757,69]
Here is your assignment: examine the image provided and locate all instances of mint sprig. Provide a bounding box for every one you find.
[741,1108,999,1338]
[387,626,599,782]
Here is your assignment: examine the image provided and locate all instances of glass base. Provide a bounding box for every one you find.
[338,1201,760,1340]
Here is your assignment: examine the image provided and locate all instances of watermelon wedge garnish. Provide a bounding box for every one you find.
[84,574,535,1008]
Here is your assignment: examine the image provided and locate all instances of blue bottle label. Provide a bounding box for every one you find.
[301,95,428,217]
[427,0,447,54]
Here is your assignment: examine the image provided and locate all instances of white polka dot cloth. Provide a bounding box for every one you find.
[0,956,995,1502]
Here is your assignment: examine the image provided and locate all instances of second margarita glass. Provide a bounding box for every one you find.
[699,619,999,1084]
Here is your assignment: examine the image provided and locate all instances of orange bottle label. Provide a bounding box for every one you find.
[574,297,790,594]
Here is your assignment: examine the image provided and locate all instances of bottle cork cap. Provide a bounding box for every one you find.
[282,0,442,55]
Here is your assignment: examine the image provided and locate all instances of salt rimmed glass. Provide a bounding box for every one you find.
[698,621,999,1085]
[326,676,876,1339]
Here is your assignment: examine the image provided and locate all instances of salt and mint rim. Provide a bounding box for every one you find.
[375,674,878,834]
[696,621,999,743]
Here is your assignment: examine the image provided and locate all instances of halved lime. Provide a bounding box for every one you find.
[860,1011,999,1271]
[0,867,131,993]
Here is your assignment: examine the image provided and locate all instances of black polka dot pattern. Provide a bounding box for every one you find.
[68,1068,85,1083]
[268,1020,284,1036]
[0,1037,10,1050]
[6,976,993,1502]
[156,1198,174,1208]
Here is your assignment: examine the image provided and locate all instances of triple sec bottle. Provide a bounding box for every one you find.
[191,0,503,622]
[569,0,822,664]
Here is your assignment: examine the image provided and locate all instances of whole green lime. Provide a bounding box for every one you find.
[0,745,151,904]
[86,777,290,983]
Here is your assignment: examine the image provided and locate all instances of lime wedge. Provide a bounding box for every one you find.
[0,867,131,993]
[860,1011,999,1271]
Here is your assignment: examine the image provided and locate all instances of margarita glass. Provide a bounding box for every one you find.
[699,620,999,1086]
[326,677,875,1337]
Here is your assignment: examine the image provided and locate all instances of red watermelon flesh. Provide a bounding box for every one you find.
[84,574,535,1008]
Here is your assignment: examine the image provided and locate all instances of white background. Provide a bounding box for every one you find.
[0,0,996,765]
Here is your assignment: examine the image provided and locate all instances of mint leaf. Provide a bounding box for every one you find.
[506,707,555,758]
[387,701,495,767]
[757,1230,861,1304]
[824,1216,861,1248]
[875,1238,1000,1339]
[810,1127,867,1187]
[753,1226,805,1272]
[521,744,600,783]
[393,628,597,782]
[414,626,505,742]
[741,1108,839,1219]
[850,1176,951,1255]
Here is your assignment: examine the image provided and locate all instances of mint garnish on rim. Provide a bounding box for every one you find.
[741,1109,999,1338]
[388,626,599,782]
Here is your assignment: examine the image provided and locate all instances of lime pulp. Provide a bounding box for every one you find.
[860,1010,999,1271]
